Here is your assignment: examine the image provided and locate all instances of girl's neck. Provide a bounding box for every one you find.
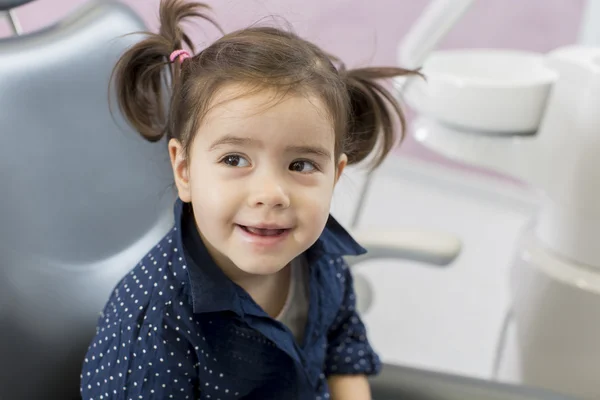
[233,263,292,318]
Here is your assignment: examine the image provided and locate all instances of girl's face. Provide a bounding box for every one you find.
[169,85,347,280]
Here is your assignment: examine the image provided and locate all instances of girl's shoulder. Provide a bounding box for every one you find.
[98,227,192,327]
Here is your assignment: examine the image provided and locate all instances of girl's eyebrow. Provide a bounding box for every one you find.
[210,134,332,159]
[209,135,259,150]
[285,145,331,159]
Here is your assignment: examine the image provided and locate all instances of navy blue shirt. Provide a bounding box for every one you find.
[81,199,381,399]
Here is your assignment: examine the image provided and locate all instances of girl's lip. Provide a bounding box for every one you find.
[235,224,291,246]
[239,223,291,230]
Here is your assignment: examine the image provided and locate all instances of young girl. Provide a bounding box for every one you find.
[81,0,417,398]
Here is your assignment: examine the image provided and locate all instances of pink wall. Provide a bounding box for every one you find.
[0,0,585,171]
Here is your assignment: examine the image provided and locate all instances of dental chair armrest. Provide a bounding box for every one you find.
[347,229,462,267]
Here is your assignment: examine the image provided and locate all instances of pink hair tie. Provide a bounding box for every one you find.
[169,49,191,64]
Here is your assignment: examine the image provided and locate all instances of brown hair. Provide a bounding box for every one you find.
[112,0,420,169]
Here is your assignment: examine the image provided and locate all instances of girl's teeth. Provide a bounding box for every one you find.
[246,227,284,236]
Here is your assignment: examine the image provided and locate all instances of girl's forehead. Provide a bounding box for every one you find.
[205,84,329,120]
[198,85,335,143]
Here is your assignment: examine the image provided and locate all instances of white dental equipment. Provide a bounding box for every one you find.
[395,0,600,398]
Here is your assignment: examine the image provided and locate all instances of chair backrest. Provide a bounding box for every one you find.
[0,2,176,398]
[0,0,36,11]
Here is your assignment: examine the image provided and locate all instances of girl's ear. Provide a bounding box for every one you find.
[334,153,348,185]
[168,139,192,202]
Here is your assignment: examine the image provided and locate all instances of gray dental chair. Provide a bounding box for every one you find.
[0,1,576,399]
[0,1,176,398]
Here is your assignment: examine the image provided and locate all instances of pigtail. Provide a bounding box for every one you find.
[343,67,422,168]
[110,0,221,142]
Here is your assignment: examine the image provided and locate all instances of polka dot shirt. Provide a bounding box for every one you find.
[80,199,381,399]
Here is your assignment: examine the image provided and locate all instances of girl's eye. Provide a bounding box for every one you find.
[289,160,317,173]
[221,155,250,168]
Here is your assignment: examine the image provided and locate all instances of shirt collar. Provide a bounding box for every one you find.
[172,198,365,315]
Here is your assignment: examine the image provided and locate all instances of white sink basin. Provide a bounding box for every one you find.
[401,49,557,133]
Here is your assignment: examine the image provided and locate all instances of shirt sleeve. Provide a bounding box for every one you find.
[81,312,198,400]
[324,261,382,377]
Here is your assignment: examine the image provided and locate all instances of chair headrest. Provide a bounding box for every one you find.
[0,0,36,11]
